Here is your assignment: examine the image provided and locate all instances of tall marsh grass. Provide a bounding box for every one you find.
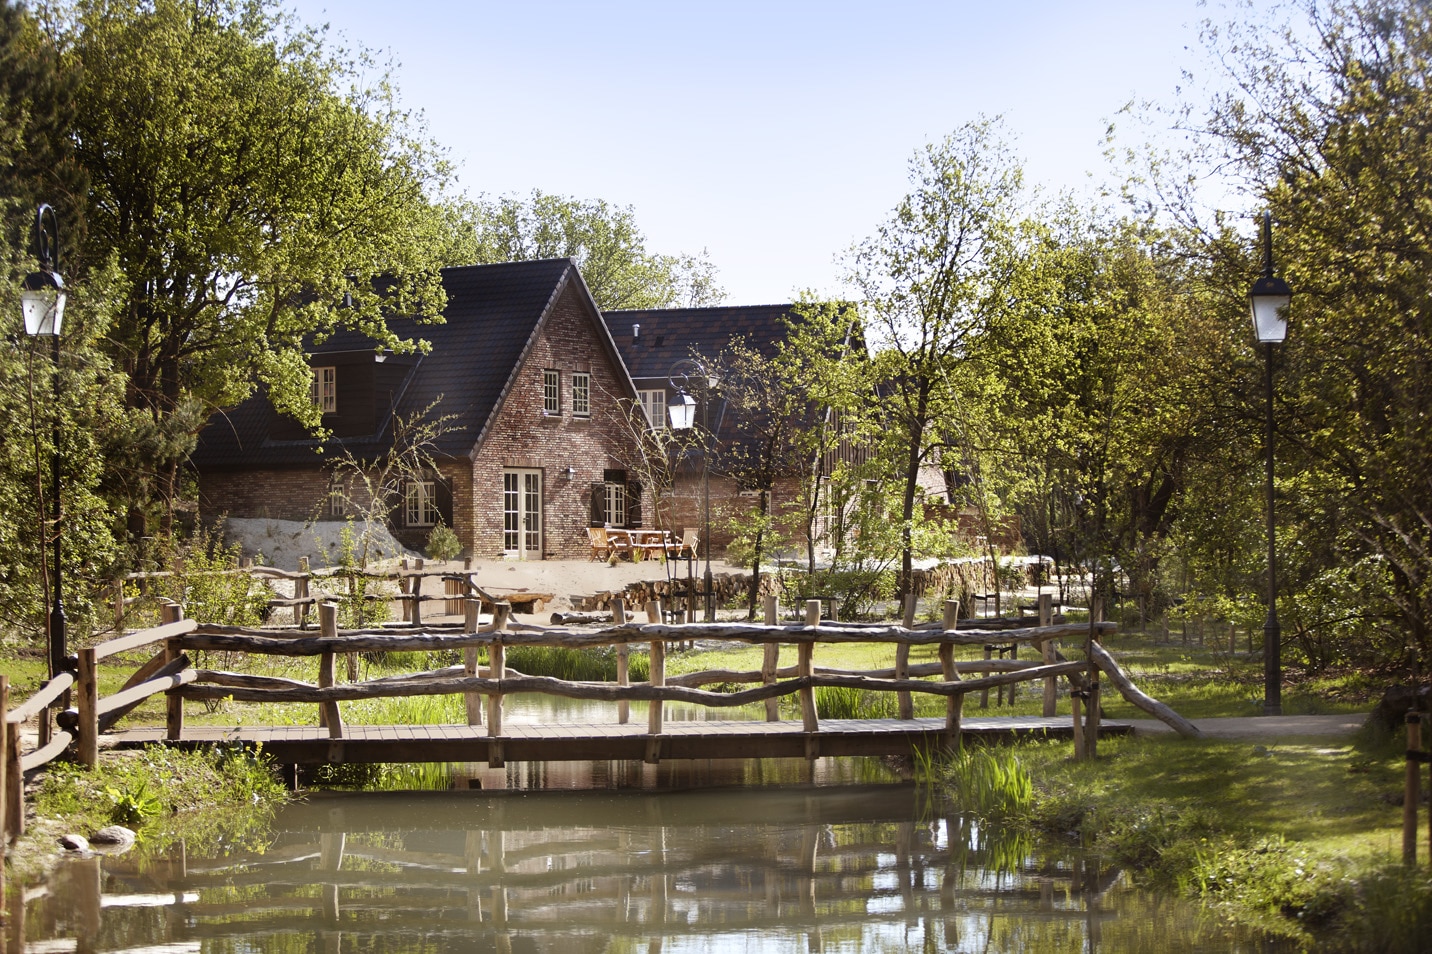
[942,745,1034,821]
[815,685,898,719]
[506,646,649,682]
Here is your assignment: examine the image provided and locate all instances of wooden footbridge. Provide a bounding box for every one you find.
[2,592,1199,813]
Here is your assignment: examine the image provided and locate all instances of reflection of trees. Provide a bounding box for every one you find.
[14,790,1271,953]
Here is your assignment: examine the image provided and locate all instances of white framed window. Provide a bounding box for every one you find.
[637,389,666,429]
[572,372,591,417]
[605,481,626,528]
[404,479,439,527]
[311,366,337,414]
[327,471,347,517]
[543,369,560,415]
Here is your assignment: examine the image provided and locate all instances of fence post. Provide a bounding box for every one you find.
[1406,711,1423,865]
[295,557,310,627]
[897,595,915,720]
[941,600,962,751]
[0,674,6,887]
[1040,593,1057,717]
[1071,690,1086,760]
[112,580,125,633]
[762,594,780,722]
[162,602,184,740]
[463,598,483,726]
[614,600,630,725]
[6,719,22,839]
[800,601,820,738]
[646,601,665,760]
[411,558,424,627]
[77,647,99,769]
[487,603,510,766]
[317,602,344,738]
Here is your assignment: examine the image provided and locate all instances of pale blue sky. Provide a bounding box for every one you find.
[287,1,1224,304]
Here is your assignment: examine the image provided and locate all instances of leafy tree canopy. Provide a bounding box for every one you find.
[440,190,725,311]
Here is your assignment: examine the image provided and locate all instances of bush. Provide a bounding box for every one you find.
[426,522,462,563]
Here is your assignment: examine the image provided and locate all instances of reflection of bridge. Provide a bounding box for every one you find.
[12,788,1143,953]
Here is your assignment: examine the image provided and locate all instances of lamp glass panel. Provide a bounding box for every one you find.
[1250,293,1290,343]
[21,289,65,336]
[668,393,696,430]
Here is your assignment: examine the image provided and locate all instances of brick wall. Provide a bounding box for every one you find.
[199,467,331,523]
[469,282,642,560]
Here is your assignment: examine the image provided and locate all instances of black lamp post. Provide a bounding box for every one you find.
[668,361,724,622]
[1249,211,1292,716]
[20,203,68,688]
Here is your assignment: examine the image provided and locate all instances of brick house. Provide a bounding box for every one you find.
[192,259,646,560]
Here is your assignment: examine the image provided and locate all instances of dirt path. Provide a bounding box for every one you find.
[1127,713,1368,739]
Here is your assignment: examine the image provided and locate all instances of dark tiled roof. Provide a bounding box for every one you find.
[193,259,614,468]
[604,304,794,383]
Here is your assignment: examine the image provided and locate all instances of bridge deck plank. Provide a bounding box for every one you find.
[105,717,1129,764]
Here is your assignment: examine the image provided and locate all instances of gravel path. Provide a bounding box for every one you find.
[1127,713,1368,739]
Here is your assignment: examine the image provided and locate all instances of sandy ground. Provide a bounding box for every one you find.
[461,554,747,619]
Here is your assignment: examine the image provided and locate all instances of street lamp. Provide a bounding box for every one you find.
[668,361,723,621]
[20,204,68,691]
[1249,211,1292,716]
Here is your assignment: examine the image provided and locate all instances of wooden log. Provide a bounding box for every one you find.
[1088,641,1201,738]
[97,660,195,732]
[117,648,171,694]
[614,600,629,725]
[646,601,665,751]
[178,661,1091,707]
[464,599,483,727]
[181,619,1117,655]
[77,647,99,769]
[317,603,343,738]
[6,671,74,724]
[942,600,961,750]
[0,676,6,864]
[487,603,510,764]
[897,595,915,720]
[411,561,424,627]
[1071,690,1085,760]
[21,730,72,772]
[800,601,820,735]
[296,557,310,627]
[762,595,780,722]
[1406,712,1422,865]
[92,619,197,661]
[161,602,185,740]
[1040,594,1057,717]
[5,720,21,839]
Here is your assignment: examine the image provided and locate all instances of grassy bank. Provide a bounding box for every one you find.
[940,731,1432,951]
[9,742,289,884]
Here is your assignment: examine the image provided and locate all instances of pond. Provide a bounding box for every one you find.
[8,757,1296,953]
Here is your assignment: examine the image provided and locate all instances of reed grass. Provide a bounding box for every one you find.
[941,745,1034,821]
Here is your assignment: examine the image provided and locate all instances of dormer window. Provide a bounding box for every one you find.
[311,366,337,414]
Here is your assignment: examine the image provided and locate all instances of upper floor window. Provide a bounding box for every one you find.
[572,372,591,417]
[404,479,439,527]
[311,366,337,414]
[543,369,561,415]
[637,389,666,429]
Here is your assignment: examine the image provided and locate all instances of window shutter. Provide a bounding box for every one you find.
[590,483,606,526]
[626,480,643,528]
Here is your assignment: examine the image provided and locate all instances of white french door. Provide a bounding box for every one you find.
[502,469,543,559]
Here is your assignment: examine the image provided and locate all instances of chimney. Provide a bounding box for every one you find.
[632,323,640,340]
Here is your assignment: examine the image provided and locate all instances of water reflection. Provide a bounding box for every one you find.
[7,781,1293,953]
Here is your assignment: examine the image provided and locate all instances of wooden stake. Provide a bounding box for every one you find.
[897,595,915,720]
[0,675,6,887]
[5,720,22,840]
[942,600,962,751]
[646,601,665,758]
[800,601,820,737]
[77,647,98,769]
[762,594,780,722]
[1040,593,1057,717]
[614,600,630,725]
[317,602,343,738]
[463,598,483,726]
[162,601,184,740]
[1406,711,1422,865]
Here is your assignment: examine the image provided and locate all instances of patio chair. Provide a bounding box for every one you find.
[677,528,698,559]
[587,527,614,562]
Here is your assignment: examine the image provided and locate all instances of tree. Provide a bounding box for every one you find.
[440,190,725,310]
[846,120,1024,600]
[1197,0,1432,671]
[61,0,452,533]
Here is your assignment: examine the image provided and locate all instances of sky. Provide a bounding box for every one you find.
[285,0,1226,305]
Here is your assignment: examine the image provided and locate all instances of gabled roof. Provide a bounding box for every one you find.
[603,304,794,383]
[193,258,630,468]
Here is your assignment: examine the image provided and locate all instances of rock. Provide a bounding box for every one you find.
[90,825,137,852]
[1367,685,1430,734]
[58,833,89,852]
